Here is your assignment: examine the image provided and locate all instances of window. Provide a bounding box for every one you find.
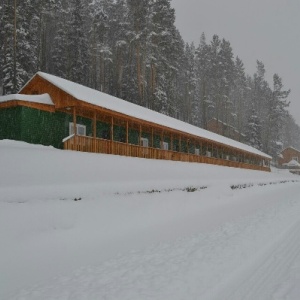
[195,148,200,155]
[161,141,169,150]
[141,138,149,155]
[206,151,211,157]
[223,154,230,160]
[69,122,86,136]
[140,138,149,148]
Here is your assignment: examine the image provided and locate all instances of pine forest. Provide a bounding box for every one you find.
[1,0,300,158]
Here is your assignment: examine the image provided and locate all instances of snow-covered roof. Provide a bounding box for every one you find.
[283,159,300,167]
[0,93,54,106]
[31,72,271,159]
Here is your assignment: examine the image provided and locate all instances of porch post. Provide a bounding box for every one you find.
[179,135,182,152]
[93,111,96,153]
[126,121,129,144]
[111,116,114,154]
[151,128,154,148]
[126,120,129,156]
[139,125,142,157]
[139,125,142,142]
[73,107,77,134]
[73,107,77,150]
[93,112,97,138]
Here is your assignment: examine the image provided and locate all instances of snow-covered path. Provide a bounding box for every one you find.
[4,183,300,300]
[210,184,300,300]
[1,141,300,299]
[219,218,300,300]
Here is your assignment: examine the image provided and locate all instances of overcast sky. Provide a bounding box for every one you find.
[171,0,300,126]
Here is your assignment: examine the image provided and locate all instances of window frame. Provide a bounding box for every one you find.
[161,141,169,151]
[140,137,149,148]
[69,122,86,136]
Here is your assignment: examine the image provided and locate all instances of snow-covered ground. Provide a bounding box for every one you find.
[1,140,300,300]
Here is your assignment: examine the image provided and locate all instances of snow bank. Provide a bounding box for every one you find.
[0,140,299,299]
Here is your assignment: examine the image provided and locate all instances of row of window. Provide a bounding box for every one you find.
[69,122,208,154]
[69,122,267,165]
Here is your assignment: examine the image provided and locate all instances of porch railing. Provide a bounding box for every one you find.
[63,135,270,172]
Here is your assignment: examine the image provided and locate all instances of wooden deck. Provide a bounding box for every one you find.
[63,135,270,172]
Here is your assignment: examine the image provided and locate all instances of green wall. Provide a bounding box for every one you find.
[0,106,95,149]
[20,108,71,148]
[0,106,198,152]
[0,107,22,141]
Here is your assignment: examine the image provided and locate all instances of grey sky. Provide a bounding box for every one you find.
[171,0,300,126]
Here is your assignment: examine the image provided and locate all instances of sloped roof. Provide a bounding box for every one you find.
[283,159,300,167]
[23,72,272,159]
[0,93,54,106]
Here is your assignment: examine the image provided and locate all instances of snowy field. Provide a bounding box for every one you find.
[1,140,300,300]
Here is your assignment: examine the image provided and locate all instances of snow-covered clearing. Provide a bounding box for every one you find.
[1,140,300,299]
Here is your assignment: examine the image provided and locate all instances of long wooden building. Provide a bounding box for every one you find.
[0,72,272,171]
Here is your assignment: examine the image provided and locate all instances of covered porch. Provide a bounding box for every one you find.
[61,103,271,172]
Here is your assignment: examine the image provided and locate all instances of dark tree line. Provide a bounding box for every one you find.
[1,0,299,157]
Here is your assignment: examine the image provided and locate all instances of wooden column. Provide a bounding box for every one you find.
[139,125,142,157]
[171,134,173,151]
[73,107,77,134]
[179,136,182,152]
[139,125,142,142]
[93,111,97,153]
[151,128,154,148]
[73,107,77,150]
[93,112,97,138]
[111,116,114,154]
[126,121,129,156]
[126,121,129,143]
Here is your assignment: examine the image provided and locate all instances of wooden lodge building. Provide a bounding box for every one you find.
[278,147,300,166]
[0,72,271,172]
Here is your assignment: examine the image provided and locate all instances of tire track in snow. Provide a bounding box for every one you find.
[218,219,300,300]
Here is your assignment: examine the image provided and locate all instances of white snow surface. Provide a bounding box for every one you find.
[283,159,300,167]
[0,93,54,105]
[30,71,271,159]
[1,140,299,300]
